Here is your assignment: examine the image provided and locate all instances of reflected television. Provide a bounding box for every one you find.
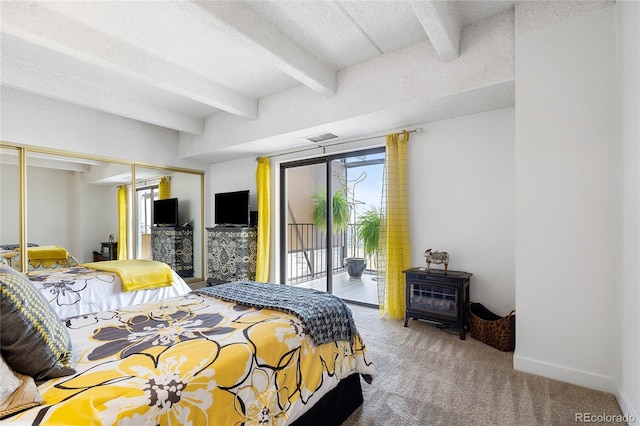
[153,198,179,226]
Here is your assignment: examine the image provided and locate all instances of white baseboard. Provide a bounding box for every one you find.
[614,381,639,426]
[514,354,617,394]
[514,356,639,425]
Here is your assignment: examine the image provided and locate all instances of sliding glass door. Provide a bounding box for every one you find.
[281,161,330,292]
[280,148,384,306]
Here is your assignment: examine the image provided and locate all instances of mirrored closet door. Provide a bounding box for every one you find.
[25,151,130,264]
[0,146,22,251]
[0,144,204,280]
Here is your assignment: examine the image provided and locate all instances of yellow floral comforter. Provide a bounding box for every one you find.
[7,292,374,425]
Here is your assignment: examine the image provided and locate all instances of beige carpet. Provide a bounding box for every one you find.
[344,304,624,426]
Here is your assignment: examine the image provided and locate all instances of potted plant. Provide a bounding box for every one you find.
[311,171,371,278]
[311,188,349,233]
[340,172,368,278]
[343,254,366,278]
[356,206,381,270]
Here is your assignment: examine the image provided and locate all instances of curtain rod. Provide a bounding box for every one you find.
[259,127,423,160]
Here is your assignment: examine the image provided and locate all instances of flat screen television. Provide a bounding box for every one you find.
[215,190,250,226]
[153,197,179,226]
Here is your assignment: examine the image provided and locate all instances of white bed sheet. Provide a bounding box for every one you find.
[26,266,193,319]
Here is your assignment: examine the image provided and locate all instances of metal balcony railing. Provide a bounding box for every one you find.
[286,223,343,284]
[286,223,376,285]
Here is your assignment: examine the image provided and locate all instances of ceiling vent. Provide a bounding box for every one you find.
[303,132,340,143]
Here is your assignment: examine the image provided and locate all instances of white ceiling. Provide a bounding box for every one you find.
[0,0,516,162]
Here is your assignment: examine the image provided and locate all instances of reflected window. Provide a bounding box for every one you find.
[136,185,159,260]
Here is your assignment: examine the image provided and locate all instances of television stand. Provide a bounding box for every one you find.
[151,225,194,278]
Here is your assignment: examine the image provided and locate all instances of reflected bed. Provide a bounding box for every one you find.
[27,265,193,320]
[0,245,193,319]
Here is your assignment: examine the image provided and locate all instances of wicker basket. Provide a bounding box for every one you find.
[468,303,515,352]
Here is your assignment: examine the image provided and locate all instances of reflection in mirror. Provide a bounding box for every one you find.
[135,166,203,280]
[1,145,203,280]
[25,151,130,264]
[0,147,22,264]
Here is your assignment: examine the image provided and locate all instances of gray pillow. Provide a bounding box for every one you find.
[0,266,75,381]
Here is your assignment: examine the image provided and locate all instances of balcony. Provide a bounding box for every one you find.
[286,223,378,305]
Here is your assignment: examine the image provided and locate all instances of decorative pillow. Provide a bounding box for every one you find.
[0,265,75,381]
[0,355,44,419]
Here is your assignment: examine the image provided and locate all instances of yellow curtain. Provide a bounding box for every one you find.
[158,177,170,200]
[117,185,128,260]
[377,131,411,319]
[255,157,271,282]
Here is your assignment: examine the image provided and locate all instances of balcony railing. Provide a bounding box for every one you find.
[286,223,375,285]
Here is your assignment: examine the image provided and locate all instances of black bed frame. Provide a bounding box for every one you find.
[290,373,363,425]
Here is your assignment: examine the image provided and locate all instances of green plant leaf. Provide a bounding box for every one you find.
[357,207,380,257]
[332,190,349,232]
[311,190,328,231]
[311,188,349,233]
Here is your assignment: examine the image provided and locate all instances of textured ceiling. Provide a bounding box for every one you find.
[0,0,516,161]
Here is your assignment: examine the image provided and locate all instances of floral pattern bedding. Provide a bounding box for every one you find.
[0,249,79,272]
[26,266,193,320]
[6,292,374,425]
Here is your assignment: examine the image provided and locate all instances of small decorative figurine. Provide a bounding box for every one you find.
[423,249,449,272]
[109,234,115,243]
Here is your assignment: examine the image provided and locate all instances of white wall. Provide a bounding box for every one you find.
[408,108,516,315]
[28,166,76,247]
[76,178,117,263]
[1,88,206,171]
[210,107,516,315]
[208,157,259,228]
[514,6,617,393]
[616,1,640,422]
[0,163,116,263]
[169,172,203,275]
[0,161,21,244]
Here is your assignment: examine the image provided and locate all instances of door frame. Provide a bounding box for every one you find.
[279,147,385,303]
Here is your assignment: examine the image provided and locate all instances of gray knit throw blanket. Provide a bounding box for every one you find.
[195,281,357,346]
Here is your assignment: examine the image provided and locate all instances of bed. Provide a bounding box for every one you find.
[27,264,194,320]
[0,245,193,320]
[0,244,80,272]
[0,270,374,425]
